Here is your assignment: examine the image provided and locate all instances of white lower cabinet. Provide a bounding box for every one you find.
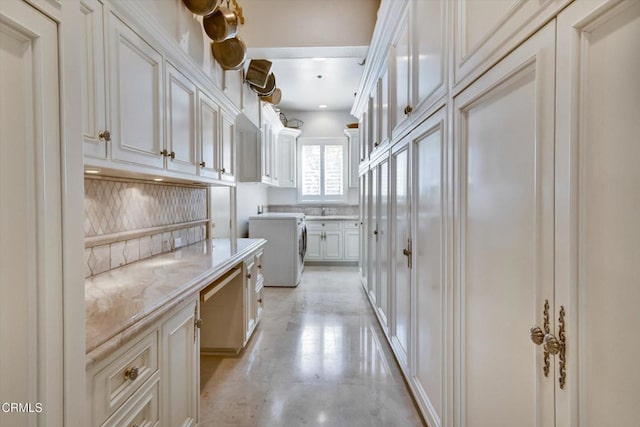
[87,298,199,427]
[305,220,359,262]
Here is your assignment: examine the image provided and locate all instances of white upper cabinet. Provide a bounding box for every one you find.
[219,110,235,183]
[452,0,571,91]
[80,0,108,159]
[165,62,197,175]
[197,90,220,180]
[277,128,300,189]
[344,128,360,188]
[392,8,411,137]
[108,11,164,170]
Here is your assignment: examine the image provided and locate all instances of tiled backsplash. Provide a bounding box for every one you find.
[84,177,208,278]
[268,204,359,216]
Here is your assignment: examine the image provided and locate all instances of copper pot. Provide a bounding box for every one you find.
[212,37,246,70]
[260,88,282,105]
[182,0,216,15]
[203,6,238,42]
[245,59,273,89]
[250,73,276,96]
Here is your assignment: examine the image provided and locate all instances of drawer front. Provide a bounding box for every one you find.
[342,220,360,229]
[306,220,342,230]
[255,251,264,282]
[92,330,159,425]
[101,376,160,427]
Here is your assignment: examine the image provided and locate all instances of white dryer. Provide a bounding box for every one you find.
[248,213,306,287]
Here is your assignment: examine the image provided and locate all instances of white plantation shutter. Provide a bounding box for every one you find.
[298,138,347,202]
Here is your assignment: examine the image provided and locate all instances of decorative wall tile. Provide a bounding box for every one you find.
[162,232,172,252]
[110,241,126,269]
[151,234,163,256]
[268,204,359,216]
[139,236,152,260]
[84,178,207,237]
[89,245,111,276]
[85,248,92,278]
[124,239,140,264]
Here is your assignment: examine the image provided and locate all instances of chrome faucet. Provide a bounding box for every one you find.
[321,207,325,216]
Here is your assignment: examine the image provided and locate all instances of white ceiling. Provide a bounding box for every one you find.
[240,0,378,112]
[246,47,368,112]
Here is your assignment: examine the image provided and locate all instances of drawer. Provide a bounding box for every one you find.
[101,376,159,427]
[91,330,159,425]
[306,220,341,230]
[342,220,360,229]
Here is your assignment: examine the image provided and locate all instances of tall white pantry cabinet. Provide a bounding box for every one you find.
[354,0,640,426]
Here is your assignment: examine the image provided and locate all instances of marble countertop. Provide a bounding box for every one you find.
[85,238,266,366]
[305,215,360,221]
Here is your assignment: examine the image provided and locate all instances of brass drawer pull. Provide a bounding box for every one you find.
[124,366,139,381]
[98,130,111,141]
[200,161,206,167]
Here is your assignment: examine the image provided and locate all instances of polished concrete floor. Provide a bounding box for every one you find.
[199,266,425,427]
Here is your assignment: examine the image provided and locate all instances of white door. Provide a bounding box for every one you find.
[323,231,343,261]
[390,137,411,371]
[368,166,378,302]
[198,90,220,180]
[377,157,390,329]
[453,21,556,427]
[0,1,63,424]
[305,231,322,260]
[80,0,108,159]
[411,108,446,427]
[359,173,369,286]
[166,62,197,175]
[555,1,640,425]
[162,300,198,427]
[220,111,235,182]
[108,12,164,169]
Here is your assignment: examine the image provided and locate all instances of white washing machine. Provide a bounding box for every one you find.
[248,213,306,287]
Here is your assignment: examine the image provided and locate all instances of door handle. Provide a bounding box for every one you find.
[529,300,551,377]
[401,238,412,268]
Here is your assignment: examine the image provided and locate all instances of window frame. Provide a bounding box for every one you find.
[297,137,349,204]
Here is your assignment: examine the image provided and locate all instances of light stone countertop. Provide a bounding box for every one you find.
[305,215,360,221]
[85,238,266,367]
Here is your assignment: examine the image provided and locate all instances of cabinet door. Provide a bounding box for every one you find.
[161,300,198,427]
[198,90,220,179]
[453,22,556,426]
[108,12,164,169]
[346,129,360,189]
[244,259,257,340]
[261,123,271,181]
[166,62,197,175]
[379,64,390,146]
[368,166,378,303]
[377,158,390,330]
[277,132,297,188]
[80,0,108,159]
[555,1,640,425]
[219,111,235,182]
[0,2,63,424]
[390,138,411,371]
[359,173,369,286]
[344,231,360,261]
[411,109,446,427]
[323,231,343,260]
[392,7,410,138]
[305,231,322,260]
[270,128,279,185]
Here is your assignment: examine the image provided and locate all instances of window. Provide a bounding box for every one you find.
[298,137,348,203]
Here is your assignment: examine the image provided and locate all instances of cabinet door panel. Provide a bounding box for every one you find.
[323,231,343,260]
[393,11,410,136]
[166,63,197,175]
[162,301,198,427]
[344,231,360,261]
[391,140,411,370]
[412,111,445,427]
[555,1,640,425]
[453,22,556,427]
[80,0,107,159]
[377,159,390,329]
[220,111,235,182]
[109,13,164,169]
[368,167,378,302]
[277,133,296,188]
[359,173,369,286]
[198,91,220,179]
[305,232,322,260]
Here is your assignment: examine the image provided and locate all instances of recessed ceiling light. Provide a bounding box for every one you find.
[85,169,101,174]
[318,104,328,109]
[313,57,327,62]
[153,178,164,182]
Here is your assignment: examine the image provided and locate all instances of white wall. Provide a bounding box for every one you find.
[236,182,270,237]
[269,110,359,205]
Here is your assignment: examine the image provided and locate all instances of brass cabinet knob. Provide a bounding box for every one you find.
[160,149,168,157]
[200,161,206,167]
[124,366,139,381]
[543,333,561,355]
[529,326,545,345]
[195,318,203,329]
[98,130,111,142]
[247,273,252,279]
[257,298,263,303]
[404,105,413,115]
[373,229,378,235]
[221,167,226,173]
[257,265,262,269]
[169,151,175,159]
[374,142,379,147]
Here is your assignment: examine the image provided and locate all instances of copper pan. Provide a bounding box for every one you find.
[212,37,246,70]
[245,59,273,89]
[260,88,282,105]
[183,0,216,15]
[250,73,276,96]
[203,5,238,42]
